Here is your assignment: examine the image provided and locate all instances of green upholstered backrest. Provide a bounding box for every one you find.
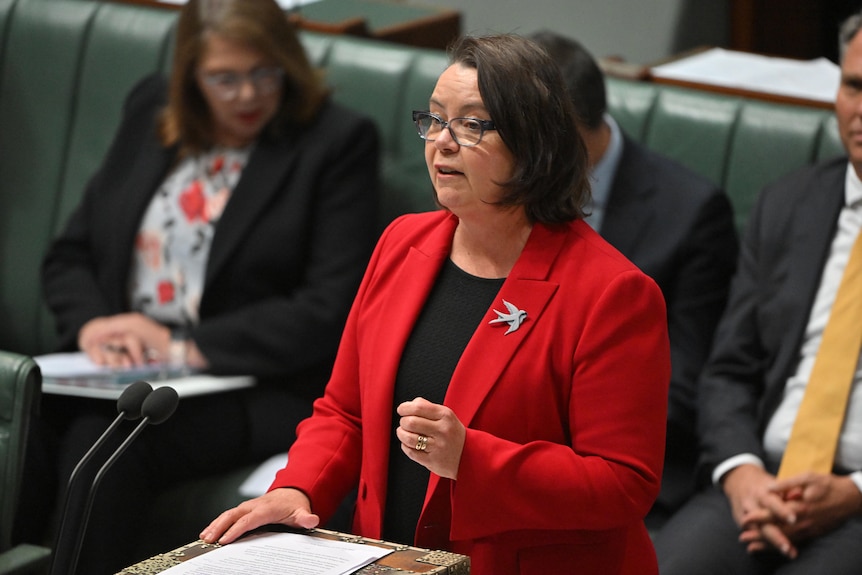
[606,76,842,234]
[643,87,740,188]
[0,351,40,553]
[723,102,829,233]
[312,33,443,230]
[55,2,176,231]
[605,76,659,142]
[0,0,101,356]
[0,0,16,71]
[817,114,845,161]
[0,0,175,356]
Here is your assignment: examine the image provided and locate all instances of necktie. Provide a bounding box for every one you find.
[778,230,862,478]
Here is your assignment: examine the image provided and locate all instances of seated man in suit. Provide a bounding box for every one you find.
[530,31,739,530]
[654,9,862,574]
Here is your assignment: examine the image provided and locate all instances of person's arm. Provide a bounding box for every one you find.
[696,197,774,474]
[42,75,169,351]
[664,189,738,436]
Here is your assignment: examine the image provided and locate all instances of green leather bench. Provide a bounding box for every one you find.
[606,76,844,233]
[0,0,847,561]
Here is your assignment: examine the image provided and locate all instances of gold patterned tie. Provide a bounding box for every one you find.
[777,230,862,478]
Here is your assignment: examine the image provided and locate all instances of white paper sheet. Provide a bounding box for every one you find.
[651,47,840,103]
[35,352,255,399]
[160,531,392,575]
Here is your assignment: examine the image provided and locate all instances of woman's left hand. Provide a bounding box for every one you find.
[395,397,466,479]
[79,312,171,367]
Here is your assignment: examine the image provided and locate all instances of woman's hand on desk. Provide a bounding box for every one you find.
[200,488,320,545]
[79,312,171,367]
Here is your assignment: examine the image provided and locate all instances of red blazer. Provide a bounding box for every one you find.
[272,211,670,575]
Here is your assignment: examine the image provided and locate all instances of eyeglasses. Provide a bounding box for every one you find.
[412,111,496,147]
[198,67,284,101]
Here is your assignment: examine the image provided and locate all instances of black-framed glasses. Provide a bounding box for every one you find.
[412,111,496,147]
[198,67,284,101]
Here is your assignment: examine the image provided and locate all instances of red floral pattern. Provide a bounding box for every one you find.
[157,280,175,304]
[180,180,206,222]
[131,148,248,324]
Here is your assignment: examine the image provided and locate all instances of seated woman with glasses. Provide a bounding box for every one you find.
[202,33,670,575]
[27,0,379,572]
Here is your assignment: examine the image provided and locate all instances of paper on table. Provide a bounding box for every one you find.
[651,47,840,103]
[36,351,165,379]
[159,531,392,575]
[35,352,255,399]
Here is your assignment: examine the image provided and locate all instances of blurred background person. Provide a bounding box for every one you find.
[22,0,379,572]
[655,8,862,574]
[201,33,670,575]
[531,29,739,531]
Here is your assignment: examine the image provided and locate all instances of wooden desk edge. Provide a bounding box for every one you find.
[117,527,470,574]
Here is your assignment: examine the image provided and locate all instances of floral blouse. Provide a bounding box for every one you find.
[129,146,252,328]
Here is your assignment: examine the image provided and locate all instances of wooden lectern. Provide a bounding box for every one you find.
[117,527,470,574]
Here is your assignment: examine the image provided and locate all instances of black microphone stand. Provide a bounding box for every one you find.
[64,386,179,575]
[48,381,153,575]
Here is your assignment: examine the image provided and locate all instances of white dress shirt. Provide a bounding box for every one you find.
[714,162,862,493]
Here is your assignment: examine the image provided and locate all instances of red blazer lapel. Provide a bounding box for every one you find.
[362,215,456,519]
[444,223,566,427]
[424,223,566,513]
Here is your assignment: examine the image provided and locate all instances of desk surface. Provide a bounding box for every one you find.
[36,352,256,399]
[42,373,255,399]
[118,528,470,574]
[113,0,460,49]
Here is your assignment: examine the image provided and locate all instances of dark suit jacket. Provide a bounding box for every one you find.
[274,211,671,575]
[43,75,380,385]
[697,157,846,478]
[601,135,738,512]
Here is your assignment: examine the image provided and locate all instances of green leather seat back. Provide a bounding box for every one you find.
[644,87,740,187]
[382,49,447,226]
[299,31,336,68]
[606,76,659,142]
[55,2,177,233]
[57,2,176,232]
[817,114,845,161]
[0,351,40,553]
[37,3,178,352]
[0,0,17,75]
[724,102,828,233]
[0,0,99,355]
[323,35,437,229]
[325,36,413,157]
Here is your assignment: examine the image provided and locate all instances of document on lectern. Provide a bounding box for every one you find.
[159,531,392,575]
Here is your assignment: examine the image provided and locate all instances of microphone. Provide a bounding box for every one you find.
[66,386,180,575]
[49,381,153,575]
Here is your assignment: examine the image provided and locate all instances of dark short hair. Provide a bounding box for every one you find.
[447,34,590,224]
[160,0,328,155]
[528,30,607,130]
[840,10,862,62]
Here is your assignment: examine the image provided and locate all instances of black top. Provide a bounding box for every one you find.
[382,258,504,544]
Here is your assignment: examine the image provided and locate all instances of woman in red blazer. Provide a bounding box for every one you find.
[203,33,670,575]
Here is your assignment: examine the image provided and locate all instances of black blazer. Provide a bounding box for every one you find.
[43,74,380,381]
[697,157,847,480]
[601,135,739,511]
